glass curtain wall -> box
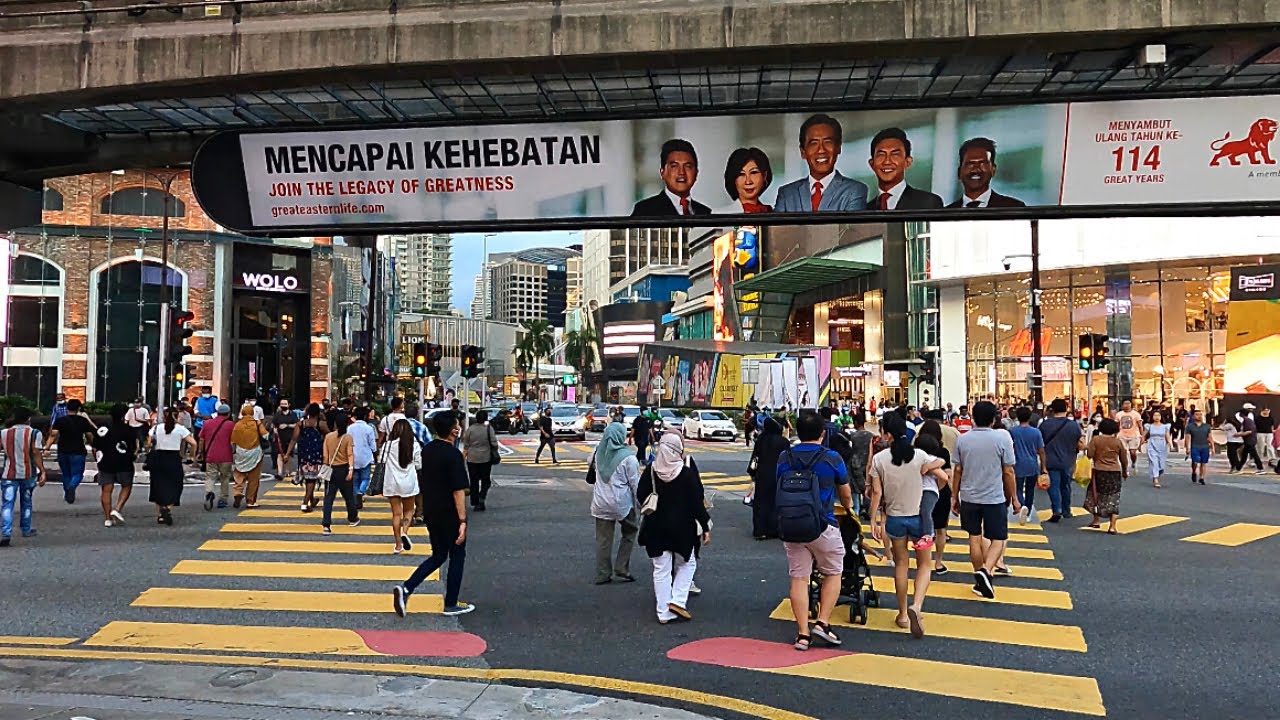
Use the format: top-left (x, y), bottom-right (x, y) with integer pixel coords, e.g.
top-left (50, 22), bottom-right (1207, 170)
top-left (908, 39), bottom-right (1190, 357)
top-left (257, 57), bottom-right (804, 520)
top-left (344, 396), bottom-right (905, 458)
top-left (965, 265), bottom-right (1229, 413)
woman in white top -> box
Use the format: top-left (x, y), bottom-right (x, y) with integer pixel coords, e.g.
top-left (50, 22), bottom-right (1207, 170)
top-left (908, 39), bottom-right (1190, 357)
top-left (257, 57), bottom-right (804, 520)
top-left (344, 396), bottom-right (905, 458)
top-left (382, 419), bottom-right (422, 554)
top-left (147, 409), bottom-right (198, 526)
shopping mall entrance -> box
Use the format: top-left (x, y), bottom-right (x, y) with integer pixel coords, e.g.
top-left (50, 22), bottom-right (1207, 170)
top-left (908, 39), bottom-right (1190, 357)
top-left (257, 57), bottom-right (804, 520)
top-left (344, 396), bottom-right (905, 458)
top-left (229, 245), bottom-right (310, 407)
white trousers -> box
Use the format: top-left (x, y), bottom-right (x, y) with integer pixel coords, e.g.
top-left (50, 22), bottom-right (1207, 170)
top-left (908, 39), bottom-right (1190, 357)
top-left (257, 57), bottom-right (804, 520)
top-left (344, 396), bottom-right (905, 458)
top-left (651, 551), bottom-right (697, 621)
top-left (1258, 434), bottom-right (1275, 463)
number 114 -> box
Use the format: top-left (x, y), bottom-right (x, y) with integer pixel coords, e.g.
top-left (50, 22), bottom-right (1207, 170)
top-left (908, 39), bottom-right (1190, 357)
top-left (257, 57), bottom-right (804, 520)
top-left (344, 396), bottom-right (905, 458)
top-left (1111, 145), bottom-right (1162, 172)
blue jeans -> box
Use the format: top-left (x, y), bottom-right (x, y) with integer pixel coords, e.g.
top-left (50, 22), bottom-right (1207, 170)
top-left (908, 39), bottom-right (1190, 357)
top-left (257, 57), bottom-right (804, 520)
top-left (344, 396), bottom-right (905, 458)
top-left (352, 465), bottom-right (372, 496)
top-left (1046, 467), bottom-right (1073, 516)
top-left (57, 453), bottom-right (86, 501)
top-left (1017, 475), bottom-right (1038, 512)
top-left (1, 477), bottom-right (38, 537)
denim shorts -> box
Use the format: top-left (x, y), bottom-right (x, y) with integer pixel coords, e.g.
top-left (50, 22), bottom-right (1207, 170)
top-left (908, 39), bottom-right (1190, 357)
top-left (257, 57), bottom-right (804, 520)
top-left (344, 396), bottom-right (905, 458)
top-left (1190, 447), bottom-right (1210, 464)
top-left (885, 515), bottom-right (925, 541)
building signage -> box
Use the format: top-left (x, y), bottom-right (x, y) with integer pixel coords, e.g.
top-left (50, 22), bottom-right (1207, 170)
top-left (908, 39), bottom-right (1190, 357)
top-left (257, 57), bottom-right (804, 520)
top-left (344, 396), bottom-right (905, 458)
top-left (232, 246), bottom-right (310, 294)
top-left (239, 272), bottom-right (300, 293)
top-left (1230, 264), bottom-right (1280, 301)
top-left (192, 94), bottom-right (1280, 234)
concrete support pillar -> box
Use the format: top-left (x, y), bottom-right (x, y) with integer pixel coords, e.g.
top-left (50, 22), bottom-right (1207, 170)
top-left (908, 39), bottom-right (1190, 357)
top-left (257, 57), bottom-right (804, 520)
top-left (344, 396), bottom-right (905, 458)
top-left (0, 181), bottom-right (40, 232)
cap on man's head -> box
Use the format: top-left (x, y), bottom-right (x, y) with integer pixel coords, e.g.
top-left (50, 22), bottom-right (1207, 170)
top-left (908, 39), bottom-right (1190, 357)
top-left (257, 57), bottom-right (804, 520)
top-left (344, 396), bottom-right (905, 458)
top-left (1243, 403), bottom-right (1257, 410)
top-left (216, 403), bottom-right (231, 415)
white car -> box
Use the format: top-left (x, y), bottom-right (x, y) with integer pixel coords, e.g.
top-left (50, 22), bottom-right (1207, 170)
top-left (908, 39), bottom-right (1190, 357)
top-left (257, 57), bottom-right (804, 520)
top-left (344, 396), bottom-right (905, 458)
top-left (549, 404), bottom-right (587, 441)
top-left (682, 410), bottom-right (738, 441)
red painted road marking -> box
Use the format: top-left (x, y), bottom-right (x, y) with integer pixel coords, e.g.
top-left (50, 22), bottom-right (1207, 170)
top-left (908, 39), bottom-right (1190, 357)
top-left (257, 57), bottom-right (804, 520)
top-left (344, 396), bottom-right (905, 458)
top-left (355, 629), bottom-right (487, 657)
top-left (667, 637), bottom-right (848, 669)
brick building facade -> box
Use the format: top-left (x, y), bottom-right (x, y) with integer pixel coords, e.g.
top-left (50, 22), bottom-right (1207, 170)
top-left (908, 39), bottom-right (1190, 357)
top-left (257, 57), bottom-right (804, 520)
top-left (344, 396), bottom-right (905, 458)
top-left (2, 170), bottom-right (336, 409)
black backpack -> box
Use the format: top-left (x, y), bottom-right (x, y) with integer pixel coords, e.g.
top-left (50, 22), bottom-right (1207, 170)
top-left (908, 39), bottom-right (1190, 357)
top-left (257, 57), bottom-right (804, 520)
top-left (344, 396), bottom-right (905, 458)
top-left (774, 448), bottom-right (830, 543)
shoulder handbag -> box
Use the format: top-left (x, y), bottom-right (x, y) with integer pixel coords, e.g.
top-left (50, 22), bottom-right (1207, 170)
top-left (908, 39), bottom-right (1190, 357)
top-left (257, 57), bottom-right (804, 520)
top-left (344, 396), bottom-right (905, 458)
top-left (639, 466), bottom-right (659, 516)
top-left (368, 439), bottom-right (389, 497)
top-left (488, 426), bottom-right (501, 466)
top-left (315, 436), bottom-right (345, 483)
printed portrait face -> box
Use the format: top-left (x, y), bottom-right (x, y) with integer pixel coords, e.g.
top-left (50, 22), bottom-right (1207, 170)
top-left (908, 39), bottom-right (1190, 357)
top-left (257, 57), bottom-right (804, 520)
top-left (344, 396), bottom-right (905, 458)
top-left (958, 146), bottom-right (995, 195)
top-left (870, 137), bottom-right (912, 187)
top-left (661, 151), bottom-right (699, 196)
top-left (801, 122), bottom-right (840, 178)
top-left (735, 159), bottom-right (766, 203)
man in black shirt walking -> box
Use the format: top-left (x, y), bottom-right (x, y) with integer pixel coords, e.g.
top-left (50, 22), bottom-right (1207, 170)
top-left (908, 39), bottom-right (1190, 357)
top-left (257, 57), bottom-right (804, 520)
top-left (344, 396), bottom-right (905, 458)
top-left (535, 407), bottom-right (558, 464)
top-left (393, 411), bottom-right (474, 617)
top-left (631, 408), bottom-right (654, 464)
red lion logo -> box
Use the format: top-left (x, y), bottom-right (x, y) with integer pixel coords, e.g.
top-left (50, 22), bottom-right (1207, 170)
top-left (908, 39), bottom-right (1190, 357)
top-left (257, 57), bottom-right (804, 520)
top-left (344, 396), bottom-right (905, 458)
top-left (1209, 119), bottom-right (1277, 166)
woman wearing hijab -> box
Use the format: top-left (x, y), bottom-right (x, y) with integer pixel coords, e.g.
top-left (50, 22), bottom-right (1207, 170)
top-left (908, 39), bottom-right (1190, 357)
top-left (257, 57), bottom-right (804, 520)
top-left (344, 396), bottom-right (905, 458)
top-left (230, 405), bottom-right (268, 508)
top-left (637, 432), bottom-right (711, 624)
top-left (747, 416), bottom-right (788, 539)
top-left (589, 422), bottom-right (641, 585)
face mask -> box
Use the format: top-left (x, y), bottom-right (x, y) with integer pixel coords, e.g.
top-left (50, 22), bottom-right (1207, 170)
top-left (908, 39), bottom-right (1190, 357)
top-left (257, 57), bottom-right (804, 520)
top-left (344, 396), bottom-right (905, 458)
top-left (202, 393), bottom-right (211, 399)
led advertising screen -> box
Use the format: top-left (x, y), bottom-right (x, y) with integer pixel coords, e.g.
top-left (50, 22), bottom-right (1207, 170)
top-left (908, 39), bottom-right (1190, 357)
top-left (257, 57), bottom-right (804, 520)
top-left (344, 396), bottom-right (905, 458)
top-left (191, 95), bottom-right (1280, 233)
top-left (1225, 264), bottom-right (1280, 395)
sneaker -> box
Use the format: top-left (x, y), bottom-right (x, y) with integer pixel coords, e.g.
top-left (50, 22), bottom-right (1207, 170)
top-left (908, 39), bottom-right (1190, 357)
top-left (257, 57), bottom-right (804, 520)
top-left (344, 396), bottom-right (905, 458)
top-left (300, 503), bottom-right (310, 512)
top-left (216, 499), bottom-right (228, 509)
top-left (21, 530), bottom-right (35, 538)
top-left (110, 510), bottom-right (125, 525)
top-left (688, 582), bottom-right (702, 596)
top-left (348, 519), bottom-right (361, 527)
top-left (0, 537), bottom-right (9, 547)
top-left (1018, 505), bottom-right (1030, 525)
top-left (245, 503), bottom-right (258, 508)
top-left (393, 585), bottom-right (408, 617)
top-left (1047, 514), bottom-right (1062, 523)
top-left (233, 495), bottom-right (243, 509)
top-left (913, 535), bottom-right (935, 551)
top-left (400, 534), bottom-right (413, 552)
top-left (104, 519), bottom-right (113, 528)
top-left (64, 488), bottom-right (75, 504)
top-left (322, 526), bottom-right (332, 536)
top-left (973, 569), bottom-right (996, 599)
top-left (443, 602), bottom-right (476, 616)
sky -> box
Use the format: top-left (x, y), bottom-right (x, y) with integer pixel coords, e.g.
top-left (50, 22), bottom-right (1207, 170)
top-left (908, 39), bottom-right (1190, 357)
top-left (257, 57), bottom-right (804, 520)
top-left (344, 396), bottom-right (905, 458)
top-left (450, 231), bottom-right (583, 313)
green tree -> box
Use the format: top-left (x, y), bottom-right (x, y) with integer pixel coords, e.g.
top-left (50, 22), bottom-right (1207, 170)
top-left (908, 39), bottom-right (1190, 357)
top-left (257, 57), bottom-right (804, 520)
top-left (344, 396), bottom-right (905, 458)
top-left (564, 327), bottom-right (599, 400)
top-left (520, 319), bottom-right (554, 401)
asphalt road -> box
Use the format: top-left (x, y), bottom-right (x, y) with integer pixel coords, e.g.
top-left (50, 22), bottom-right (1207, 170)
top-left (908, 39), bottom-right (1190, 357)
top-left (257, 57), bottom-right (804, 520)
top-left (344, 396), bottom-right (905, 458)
top-left (2, 436), bottom-right (1279, 720)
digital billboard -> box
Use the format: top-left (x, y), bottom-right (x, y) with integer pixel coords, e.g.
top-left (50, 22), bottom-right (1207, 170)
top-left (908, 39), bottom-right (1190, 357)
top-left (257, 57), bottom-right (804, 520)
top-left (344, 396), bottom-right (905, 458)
top-left (1225, 264), bottom-right (1280, 395)
top-left (191, 95), bottom-right (1280, 233)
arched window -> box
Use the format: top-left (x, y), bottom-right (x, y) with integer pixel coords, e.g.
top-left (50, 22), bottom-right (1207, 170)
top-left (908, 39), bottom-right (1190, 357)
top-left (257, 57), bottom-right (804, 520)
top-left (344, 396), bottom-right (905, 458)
top-left (42, 187), bottom-right (64, 211)
top-left (94, 259), bottom-right (185, 404)
top-left (11, 255), bottom-right (61, 285)
top-left (99, 187), bottom-right (186, 218)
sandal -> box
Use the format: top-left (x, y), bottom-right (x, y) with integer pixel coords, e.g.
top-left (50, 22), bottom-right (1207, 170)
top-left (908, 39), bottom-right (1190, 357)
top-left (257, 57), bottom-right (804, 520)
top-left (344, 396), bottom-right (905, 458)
top-left (794, 634), bottom-right (811, 651)
top-left (1107, 528), bottom-right (1117, 535)
top-left (1088, 523), bottom-right (1100, 529)
top-left (810, 620), bottom-right (841, 646)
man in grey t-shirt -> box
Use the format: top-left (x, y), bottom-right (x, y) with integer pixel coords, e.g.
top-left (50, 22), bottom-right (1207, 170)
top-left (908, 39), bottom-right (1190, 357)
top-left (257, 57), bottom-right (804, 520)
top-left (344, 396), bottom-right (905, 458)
top-left (952, 401), bottom-right (1019, 600)
top-left (1185, 409), bottom-right (1213, 485)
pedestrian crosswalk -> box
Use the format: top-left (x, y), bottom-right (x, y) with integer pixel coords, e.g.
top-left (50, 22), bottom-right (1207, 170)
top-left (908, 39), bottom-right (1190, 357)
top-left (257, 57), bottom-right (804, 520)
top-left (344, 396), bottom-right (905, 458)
top-left (69, 478), bottom-right (463, 663)
top-left (767, 516), bottom-right (1105, 716)
top-left (1181, 522), bottom-right (1280, 547)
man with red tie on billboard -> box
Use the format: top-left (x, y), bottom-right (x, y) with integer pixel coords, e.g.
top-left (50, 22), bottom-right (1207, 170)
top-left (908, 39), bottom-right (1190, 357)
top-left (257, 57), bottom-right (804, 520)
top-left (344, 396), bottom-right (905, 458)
top-left (947, 137), bottom-right (1026, 208)
top-left (773, 114), bottom-right (869, 213)
top-left (631, 139), bottom-right (712, 217)
top-left (867, 127), bottom-right (943, 211)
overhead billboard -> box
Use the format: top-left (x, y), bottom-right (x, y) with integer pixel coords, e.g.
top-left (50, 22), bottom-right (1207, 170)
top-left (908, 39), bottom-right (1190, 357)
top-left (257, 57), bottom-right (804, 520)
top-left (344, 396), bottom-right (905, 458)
top-left (1225, 264), bottom-right (1280, 395)
top-left (192, 94), bottom-right (1280, 233)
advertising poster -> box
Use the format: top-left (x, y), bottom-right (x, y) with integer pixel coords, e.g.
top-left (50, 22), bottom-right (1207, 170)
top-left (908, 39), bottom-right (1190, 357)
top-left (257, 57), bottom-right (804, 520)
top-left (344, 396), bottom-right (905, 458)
top-left (192, 94), bottom-right (1280, 233)
top-left (712, 231), bottom-right (739, 341)
top-left (756, 361), bottom-right (775, 410)
top-left (782, 358), bottom-right (799, 410)
top-left (1225, 264), bottom-right (1280, 394)
top-left (711, 354), bottom-right (743, 408)
top-left (770, 362), bottom-right (786, 409)
top-left (799, 357), bottom-right (820, 409)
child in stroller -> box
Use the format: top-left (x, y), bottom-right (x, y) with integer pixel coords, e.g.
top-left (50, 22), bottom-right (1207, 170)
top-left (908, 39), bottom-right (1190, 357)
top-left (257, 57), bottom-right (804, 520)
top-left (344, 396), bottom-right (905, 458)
top-left (808, 511), bottom-right (881, 625)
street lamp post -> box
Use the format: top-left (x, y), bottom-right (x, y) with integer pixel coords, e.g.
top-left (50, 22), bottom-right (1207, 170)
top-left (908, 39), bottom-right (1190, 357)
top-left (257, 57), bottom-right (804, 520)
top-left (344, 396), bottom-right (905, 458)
top-left (148, 169), bottom-right (182, 412)
top-left (1029, 220), bottom-right (1044, 408)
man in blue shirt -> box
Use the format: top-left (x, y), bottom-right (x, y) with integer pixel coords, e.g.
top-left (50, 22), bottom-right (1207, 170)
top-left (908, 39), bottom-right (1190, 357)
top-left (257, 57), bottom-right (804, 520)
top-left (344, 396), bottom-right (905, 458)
top-left (1038, 399), bottom-right (1084, 522)
top-left (348, 406), bottom-right (378, 507)
top-left (193, 387), bottom-right (219, 431)
top-left (1009, 406), bottom-right (1046, 525)
top-left (778, 411), bottom-right (852, 650)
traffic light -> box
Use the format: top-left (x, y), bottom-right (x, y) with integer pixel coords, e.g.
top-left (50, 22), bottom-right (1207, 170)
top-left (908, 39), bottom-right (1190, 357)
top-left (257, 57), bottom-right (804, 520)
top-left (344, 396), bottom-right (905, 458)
top-left (170, 309), bottom-right (195, 365)
top-left (1078, 334), bottom-right (1095, 370)
top-left (173, 366), bottom-right (185, 393)
top-left (920, 352), bottom-right (936, 384)
top-left (1094, 334), bottom-right (1111, 369)
top-left (411, 342), bottom-right (428, 378)
top-left (426, 343), bottom-right (443, 377)
top-left (460, 345), bottom-right (479, 379)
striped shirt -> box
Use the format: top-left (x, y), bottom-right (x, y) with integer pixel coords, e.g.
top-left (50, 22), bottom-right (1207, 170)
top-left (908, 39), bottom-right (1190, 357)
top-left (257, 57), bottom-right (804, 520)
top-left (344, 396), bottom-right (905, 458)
top-left (0, 425), bottom-right (43, 480)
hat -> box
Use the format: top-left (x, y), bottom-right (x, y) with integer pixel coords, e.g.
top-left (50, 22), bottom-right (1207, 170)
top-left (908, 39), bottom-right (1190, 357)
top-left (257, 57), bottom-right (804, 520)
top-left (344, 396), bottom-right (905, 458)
top-left (216, 403), bottom-right (231, 415)
top-left (1243, 403), bottom-right (1257, 410)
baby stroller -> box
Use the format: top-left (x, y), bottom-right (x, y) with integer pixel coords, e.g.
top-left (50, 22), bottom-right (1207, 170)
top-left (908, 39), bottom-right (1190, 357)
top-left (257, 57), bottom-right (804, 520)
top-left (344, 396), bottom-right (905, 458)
top-left (808, 512), bottom-right (879, 625)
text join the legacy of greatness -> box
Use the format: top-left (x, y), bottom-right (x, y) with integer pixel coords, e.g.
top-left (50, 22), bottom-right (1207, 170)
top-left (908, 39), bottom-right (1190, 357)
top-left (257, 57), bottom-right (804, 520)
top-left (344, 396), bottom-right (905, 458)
top-left (263, 135), bottom-right (602, 174)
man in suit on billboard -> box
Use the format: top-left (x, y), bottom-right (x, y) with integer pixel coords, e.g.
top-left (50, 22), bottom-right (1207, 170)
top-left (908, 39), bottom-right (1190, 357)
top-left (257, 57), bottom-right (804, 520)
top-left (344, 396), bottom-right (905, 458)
top-left (631, 139), bottom-right (712, 217)
top-left (867, 127), bottom-right (943, 210)
top-left (774, 114), bottom-right (869, 213)
top-left (947, 137), bottom-right (1026, 208)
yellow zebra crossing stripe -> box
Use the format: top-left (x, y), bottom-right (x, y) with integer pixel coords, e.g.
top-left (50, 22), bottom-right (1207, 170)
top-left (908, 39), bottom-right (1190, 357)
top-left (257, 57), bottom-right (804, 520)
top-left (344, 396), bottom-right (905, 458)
top-left (1081, 513), bottom-right (1188, 535)
top-left (1181, 522), bottom-right (1280, 547)
top-left (867, 556), bottom-right (1064, 581)
top-left (132, 587), bottom-right (444, 614)
top-left (200, 539), bottom-right (425, 555)
top-left (170, 559), bottom-right (433, 582)
top-left (868, 576), bottom-right (1072, 609)
top-left (220, 523), bottom-right (398, 537)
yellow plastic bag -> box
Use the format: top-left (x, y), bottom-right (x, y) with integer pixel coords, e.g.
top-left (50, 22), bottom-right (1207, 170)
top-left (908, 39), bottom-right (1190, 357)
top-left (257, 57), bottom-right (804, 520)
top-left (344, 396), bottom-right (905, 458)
top-left (1073, 455), bottom-right (1093, 487)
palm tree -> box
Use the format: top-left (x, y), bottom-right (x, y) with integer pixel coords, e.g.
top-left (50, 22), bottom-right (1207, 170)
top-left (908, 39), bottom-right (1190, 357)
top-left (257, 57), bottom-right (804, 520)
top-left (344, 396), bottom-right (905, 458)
top-left (514, 335), bottom-right (535, 399)
top-left (564, 327), bottom-right (599, 400)
top-left (519, 319), bottom-right (554, 400)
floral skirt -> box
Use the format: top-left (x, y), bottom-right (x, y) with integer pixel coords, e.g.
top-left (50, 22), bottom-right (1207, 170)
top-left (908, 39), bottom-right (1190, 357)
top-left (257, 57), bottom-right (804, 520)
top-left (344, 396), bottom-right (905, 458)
top-left (1084, 470), bottom-right (1123, 516)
